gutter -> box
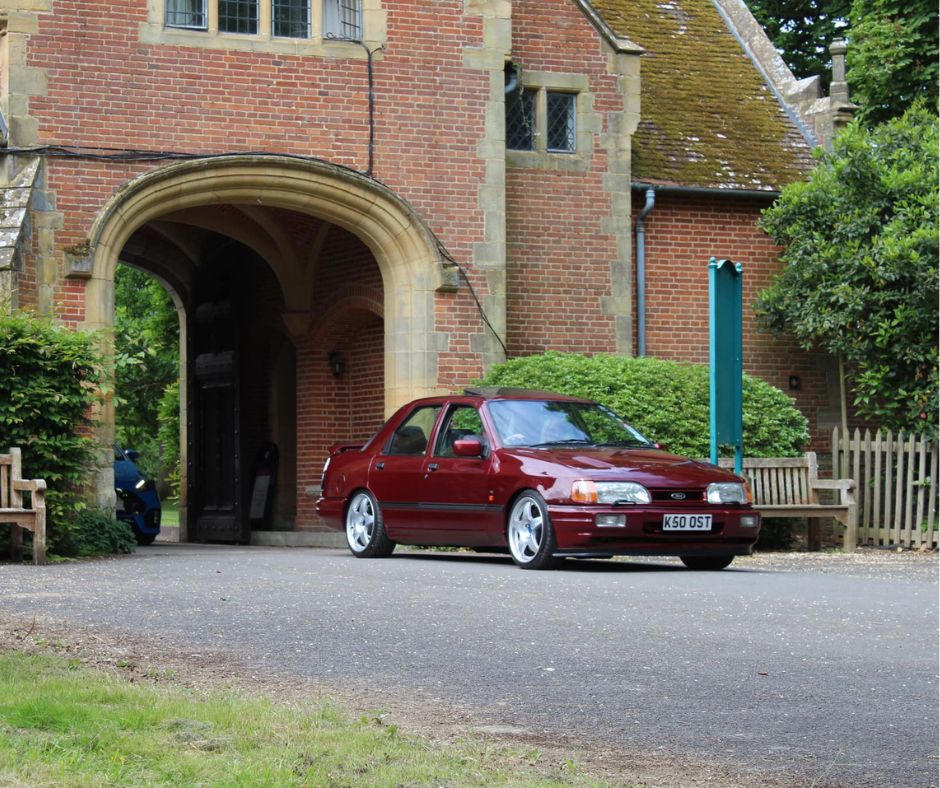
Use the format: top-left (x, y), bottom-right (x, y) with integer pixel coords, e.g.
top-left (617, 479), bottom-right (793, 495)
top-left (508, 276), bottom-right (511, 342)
top-left (631, 183), bottom-right (780, 200)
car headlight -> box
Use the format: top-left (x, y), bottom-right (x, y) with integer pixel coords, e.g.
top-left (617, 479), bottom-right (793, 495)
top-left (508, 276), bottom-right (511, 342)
top-left (572, 480), bottom-right (651, 505)
top-left (706, 482), bottom-right (748, 504)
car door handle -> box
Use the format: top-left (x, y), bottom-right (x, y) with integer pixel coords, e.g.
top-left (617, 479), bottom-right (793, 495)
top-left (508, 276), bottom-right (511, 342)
top-left (375, 462), bottom-right (385, 470)
top-left (427, 463), bottom-right (439, 471)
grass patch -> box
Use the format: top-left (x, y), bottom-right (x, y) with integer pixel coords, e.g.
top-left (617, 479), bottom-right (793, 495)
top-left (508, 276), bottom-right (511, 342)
top-left (0, 652), bottom-right (596, 786)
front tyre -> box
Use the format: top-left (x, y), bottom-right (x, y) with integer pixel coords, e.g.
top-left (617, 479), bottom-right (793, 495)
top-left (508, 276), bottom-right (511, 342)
top-left (345, 490), bottom-right (395, 558)
top-left (507, 491), bottom-right (558, 570)
top-left (680, 555), bottom-right (734, 571)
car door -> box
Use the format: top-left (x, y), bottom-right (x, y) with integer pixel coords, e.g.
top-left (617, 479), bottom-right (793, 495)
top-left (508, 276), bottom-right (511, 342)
top-left (419, 403), bottom-right (503, 546)
top-left (367, 403), bottom-right (442, 541)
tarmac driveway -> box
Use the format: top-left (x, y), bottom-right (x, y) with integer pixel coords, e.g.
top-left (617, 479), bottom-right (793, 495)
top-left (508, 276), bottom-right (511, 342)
top-left (0, 545), bottom-right (937, 786)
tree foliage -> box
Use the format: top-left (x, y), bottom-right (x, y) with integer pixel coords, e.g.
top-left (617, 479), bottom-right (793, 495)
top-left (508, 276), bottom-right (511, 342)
top-left (476, 352), bottom-right (808, 458)
top-left (756, 104), bottom-right (938, 432)
top-left (0, 311), bottom-right (104, 552)
top-left (845, 0), bottom-right (939, 124)
top-left (746, 0), bottom-right (850, 83)
top-left (114, 265), bottom-right (179, 487)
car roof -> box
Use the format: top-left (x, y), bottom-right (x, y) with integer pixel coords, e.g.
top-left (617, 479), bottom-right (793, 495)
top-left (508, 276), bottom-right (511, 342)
top-left (462, 387), bottom-right (592, 403)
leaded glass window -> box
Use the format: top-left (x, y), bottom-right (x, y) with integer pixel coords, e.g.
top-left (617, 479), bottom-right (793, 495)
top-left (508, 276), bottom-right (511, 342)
top-left (546, 92), bottom-right (576, 153)
top-left (324, 0), bottom-right (362, 40)
top-left (506, 89), bottom-right (536, 151)
top-left (166, 0), bottom-right (208, 29)
top-left (219, 0), bottom-right (258, 34)
top-left (273, 0), bottom-right (310, 37)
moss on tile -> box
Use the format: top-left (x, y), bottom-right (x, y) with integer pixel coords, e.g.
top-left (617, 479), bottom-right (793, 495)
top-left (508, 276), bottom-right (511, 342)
top-left (592, 0), bottom-right (814, 189)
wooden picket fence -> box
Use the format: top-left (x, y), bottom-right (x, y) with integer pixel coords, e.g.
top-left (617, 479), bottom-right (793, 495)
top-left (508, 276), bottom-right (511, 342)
top-left (831, 428), bottom-right (938, 549)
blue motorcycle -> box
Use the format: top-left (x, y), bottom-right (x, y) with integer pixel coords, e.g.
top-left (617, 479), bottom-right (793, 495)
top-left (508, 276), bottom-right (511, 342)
top-left (114, 445), bottom-right (161, 545)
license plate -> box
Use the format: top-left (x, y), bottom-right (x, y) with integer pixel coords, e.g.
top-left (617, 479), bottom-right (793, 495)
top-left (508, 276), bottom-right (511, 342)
top-left (663, 514), bottom-right (712, 531)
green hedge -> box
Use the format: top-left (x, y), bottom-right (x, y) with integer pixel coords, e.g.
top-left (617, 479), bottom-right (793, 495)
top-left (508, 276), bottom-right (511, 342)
top-left (0, 311), bottom-right (103, 555)
top-left (476, 352), bottom-right (808, 458)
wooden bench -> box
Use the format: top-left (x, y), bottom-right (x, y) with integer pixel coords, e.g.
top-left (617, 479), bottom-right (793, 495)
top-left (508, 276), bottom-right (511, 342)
top-left (0, 447), bottom-right (47, 564)
top-left (715, 452), bottom-right (858, 552)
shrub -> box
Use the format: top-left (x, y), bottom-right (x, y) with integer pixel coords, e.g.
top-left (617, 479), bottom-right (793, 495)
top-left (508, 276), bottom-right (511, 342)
top-left (476, 352), bottom-right (808, 458)
top-left (0, 311), bottom-right (103, 553)
top-left (53, 509), bottom-right (137, 557)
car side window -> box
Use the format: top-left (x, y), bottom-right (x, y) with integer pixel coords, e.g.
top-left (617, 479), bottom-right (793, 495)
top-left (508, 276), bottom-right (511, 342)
top-left (433, 405), bottom-right (487, 457)
top-left (385, 405), bottom-right (441, 456)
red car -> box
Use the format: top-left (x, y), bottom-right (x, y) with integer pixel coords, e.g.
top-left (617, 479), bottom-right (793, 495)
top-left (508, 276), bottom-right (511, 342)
top-left (317, 388), bottom-right (760, 570)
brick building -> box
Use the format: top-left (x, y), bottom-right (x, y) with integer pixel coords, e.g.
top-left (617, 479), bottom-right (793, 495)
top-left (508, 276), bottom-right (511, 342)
top-left (0, 0), bottom-right (850, 542)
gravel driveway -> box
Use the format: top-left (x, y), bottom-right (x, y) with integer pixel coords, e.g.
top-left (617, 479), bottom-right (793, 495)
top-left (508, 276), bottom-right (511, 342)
top-left (0, 545), bottom-right (936, 786)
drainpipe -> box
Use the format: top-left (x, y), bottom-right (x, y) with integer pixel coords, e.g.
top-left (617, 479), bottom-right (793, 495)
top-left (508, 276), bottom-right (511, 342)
top-left (635, 186), bottom-right (656, 356)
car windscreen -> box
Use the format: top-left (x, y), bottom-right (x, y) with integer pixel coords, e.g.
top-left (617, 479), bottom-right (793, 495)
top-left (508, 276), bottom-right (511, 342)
top-left (487, 400), bottom-right (653, 448)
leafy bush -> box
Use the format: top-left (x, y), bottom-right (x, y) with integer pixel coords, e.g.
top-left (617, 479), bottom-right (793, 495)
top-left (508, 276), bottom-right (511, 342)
top-left (0, 311), bottom-right (103, 553)
top-left (52, 509), bottom-right (137, 558)
top-left (757, 104), bottom-right (938, 432)
top-left (476, 352), bottom-right (808, 458)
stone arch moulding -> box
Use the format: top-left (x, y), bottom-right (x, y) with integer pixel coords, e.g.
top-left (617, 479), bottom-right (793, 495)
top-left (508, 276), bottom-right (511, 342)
top-left (83, 154), bottom-right (450, 415)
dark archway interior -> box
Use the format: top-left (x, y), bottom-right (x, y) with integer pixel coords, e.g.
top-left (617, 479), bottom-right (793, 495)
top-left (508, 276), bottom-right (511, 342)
top-left (119, 206), bottom-right (385, 541)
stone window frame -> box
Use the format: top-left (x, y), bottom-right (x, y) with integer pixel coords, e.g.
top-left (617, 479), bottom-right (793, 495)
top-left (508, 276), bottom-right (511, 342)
top-left (505, 71), bottom-right (595, 173)
top-left (142, 0), bottom-right (385, 58)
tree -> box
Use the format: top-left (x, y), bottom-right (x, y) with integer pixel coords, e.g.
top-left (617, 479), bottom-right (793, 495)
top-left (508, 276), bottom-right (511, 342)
top-left (845, 0), bottom-right (939, 124)
top-left (756, 104), bottom-right (938, 432)
top-left (745, 0), bottom-right (850, 83)
top-left (114, 265), bottom-right (180, 487)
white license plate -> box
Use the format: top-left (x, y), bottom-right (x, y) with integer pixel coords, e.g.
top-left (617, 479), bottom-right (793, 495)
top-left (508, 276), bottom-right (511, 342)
top-left (663, 514), bottom-right (712, 531)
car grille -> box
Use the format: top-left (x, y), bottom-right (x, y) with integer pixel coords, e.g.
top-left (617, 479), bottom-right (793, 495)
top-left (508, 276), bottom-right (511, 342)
top-left (650, 489), bottom-right (705, 503)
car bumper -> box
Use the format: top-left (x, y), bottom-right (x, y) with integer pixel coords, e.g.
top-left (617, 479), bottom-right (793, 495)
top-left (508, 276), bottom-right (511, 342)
top-left (316, 496), bottom-right (345, 529)
top-left (547, 504), bottom-right (760, 557)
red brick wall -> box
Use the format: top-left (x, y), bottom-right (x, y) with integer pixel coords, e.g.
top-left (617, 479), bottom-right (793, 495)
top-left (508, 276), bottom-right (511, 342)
top-left (23, 0), bottom-right (492, 323)
top-left (505, 0), bottom-right (624, 355)
top-left (296, 226), bottom-right (384, 530)
top-left (636, 193), bottom-right (831, 446)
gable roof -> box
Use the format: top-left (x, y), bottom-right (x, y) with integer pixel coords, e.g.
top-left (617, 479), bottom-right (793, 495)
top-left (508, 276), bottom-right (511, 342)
top-left (590, 0), bottom-right (816, 191)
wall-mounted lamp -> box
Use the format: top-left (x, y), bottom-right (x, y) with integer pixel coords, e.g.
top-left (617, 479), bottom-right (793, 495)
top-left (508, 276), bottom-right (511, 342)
top-left (328, 351), bottom-right (345, 378)
top-left (788, 375), bottom-right (801, 391)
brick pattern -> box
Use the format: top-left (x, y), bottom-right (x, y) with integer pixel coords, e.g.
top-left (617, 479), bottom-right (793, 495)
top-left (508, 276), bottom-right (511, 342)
top-left (635, 193), bottom-right (831, 445)
top-left (505, 0), bottom-right (624, 355)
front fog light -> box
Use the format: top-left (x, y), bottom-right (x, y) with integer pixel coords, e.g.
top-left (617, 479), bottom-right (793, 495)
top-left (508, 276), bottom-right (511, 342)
top-left (740, 514), bottom-right (760, 528)
top-left (595, 514), bottom-right (626, 528)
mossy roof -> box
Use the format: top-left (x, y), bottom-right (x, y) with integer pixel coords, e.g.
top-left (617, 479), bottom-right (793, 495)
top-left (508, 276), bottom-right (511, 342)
top-left (591, 0), bottom-right (815, 191)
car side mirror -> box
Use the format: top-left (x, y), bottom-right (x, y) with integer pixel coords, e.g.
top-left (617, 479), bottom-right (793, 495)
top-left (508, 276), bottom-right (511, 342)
top-left (124, 449), bottom-right (140, 462)
top-left (453, 438), bottom-right (485, 458)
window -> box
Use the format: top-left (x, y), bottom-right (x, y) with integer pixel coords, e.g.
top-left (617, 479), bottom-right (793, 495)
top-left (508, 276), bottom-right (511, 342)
top-left (164, 0), bottom-right (361, 41)
top-left (323, 0), bottom-right (362, 40)
top-left (386, 406), bottom-right (441, 456)
top-left (167, 0), bottom-right (207, 28)
top-left (506, 87), bottom-right (577, 154)
top-left (272, 0), bottom-right (310, 37)
top-left (219, 0), bottom-right (258, 34)
top-left (546, 92), bottom-right (576, 153)
top-left (434, 405), bottom-right (486, 457)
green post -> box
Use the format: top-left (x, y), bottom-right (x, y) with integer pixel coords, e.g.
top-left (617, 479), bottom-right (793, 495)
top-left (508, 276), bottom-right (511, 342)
top-left (709, 257), bottom-right (743, 474)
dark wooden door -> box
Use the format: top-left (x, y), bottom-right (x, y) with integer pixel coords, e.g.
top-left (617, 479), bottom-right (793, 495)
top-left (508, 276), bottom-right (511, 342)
top-left (188, 299), bottom-right (249, 543)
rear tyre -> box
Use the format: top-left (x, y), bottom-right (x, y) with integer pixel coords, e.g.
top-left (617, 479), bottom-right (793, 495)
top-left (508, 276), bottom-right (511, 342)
top-left (680, 555), bottom-right (734, 571)
top-left (507, 491), bottom-right (559, 570)
top-left (345, 490), bottom-right (395, 558)
top-left (134, 531), bottom-right (157, 546)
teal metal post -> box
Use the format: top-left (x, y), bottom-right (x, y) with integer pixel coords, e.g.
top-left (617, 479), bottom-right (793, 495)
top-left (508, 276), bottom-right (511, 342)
top-left (708, 257), bottom-right (744, 474)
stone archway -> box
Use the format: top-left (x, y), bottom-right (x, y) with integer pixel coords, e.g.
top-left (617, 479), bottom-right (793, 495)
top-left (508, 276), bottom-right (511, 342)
top-left (82, 155), bottom-right (448, 519)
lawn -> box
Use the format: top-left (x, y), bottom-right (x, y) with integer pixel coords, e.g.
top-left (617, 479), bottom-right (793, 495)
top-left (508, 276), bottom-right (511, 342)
top-left (0, 651), bottom-right (596, 786)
